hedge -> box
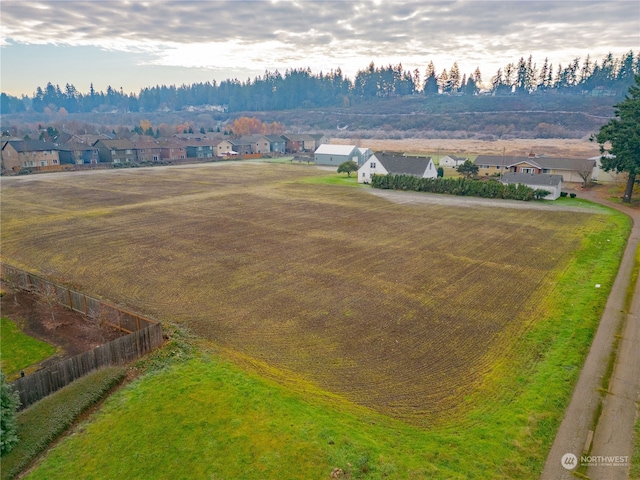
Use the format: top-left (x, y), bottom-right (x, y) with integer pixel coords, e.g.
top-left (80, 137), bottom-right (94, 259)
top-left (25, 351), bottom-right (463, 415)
top-left (371, 174), bottom-right (538, 201)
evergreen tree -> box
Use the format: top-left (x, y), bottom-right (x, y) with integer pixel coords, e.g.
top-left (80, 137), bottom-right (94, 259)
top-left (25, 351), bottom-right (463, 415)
top-left (592, 75), bottom-right (640, 202)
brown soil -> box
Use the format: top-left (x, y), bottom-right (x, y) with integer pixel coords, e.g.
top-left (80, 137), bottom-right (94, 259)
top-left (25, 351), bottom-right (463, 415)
top-left (1, 281), bottom-right (124, 371)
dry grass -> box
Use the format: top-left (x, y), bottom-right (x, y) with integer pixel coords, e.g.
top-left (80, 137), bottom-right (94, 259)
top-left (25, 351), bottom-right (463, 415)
top-left (0, 163), bottom-right (607, 423)
top-left (334, 137), bottom-right (601, 158)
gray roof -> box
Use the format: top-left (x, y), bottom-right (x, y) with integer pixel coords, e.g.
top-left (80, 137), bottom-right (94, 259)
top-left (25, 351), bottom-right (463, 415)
top-left (3, 140), bottom-right (57, 152)
top-left (265, 135), bottom-right (285, 142)
top-left (374, 152), bottom-right (433, 176)
top-left (501, 172), bottom-right (563, 187)
top-left (474, 155), bottom-right (595, 171)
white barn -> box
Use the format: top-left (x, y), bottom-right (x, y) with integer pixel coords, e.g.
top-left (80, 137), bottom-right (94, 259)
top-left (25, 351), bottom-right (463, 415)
top-left (358, 152), bottom-right (437, 184)
top-left (439, 155), bottom-right (468, 168)
top-left (314, 144), bottom-right (360, 166)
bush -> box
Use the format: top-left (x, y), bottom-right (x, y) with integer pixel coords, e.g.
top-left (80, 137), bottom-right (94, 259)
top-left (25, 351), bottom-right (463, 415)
top-left (0, 367), bottom-right (126, 480)
top-left (371, 174), bottom-right (537, 201)
top-left (570, 193), bottom-right (577, 198)
top-left (560, 191), bottom-right (568, 197)
top-left (1, 370), bottom-right (20, 456)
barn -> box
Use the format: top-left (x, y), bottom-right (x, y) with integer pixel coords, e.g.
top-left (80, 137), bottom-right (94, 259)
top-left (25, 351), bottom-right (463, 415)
top-left (313, 144), bottom-right (361, 167)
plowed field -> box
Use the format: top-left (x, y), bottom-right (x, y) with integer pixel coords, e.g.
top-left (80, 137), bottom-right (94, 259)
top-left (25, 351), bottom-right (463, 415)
top-left (0, 163), bottom-right (610, 423)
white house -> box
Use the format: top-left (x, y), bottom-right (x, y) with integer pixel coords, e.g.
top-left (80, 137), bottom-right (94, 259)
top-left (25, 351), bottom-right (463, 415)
top-left (590, 154), bottom-right (622, 183)
top-left (439, 155), bottom-right (468, 168)
top-left (358, 152), bottom-right (437, 184)
top-left (314, 144), bottom-right (361, 166)
top-left (500, 172), bottom-right (563, 200)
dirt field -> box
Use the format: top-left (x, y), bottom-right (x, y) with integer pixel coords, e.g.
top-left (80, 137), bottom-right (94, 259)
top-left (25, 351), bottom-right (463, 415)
top-left (0, 163), bottom-right (613, 422)
top-left (333, 137), bottom-right (602, 158)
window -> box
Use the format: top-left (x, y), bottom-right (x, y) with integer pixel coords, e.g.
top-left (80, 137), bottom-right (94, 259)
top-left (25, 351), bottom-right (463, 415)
top-left (40, 161), bottom-right (46, 166)
top-left (370, 162), bottom-right (376, 168)
top-left (362, 172), bottom-right (365, 177)
top-left (126, 149), bottom-right (133, 154)
top-left (542, 169), bottom-right (551, 173)
top-left (53, 159), bottom-right (58, 164)
top-left (521, 168), bottom-right (535, 173)
top-left (153, 155), bottom-right (159, 161)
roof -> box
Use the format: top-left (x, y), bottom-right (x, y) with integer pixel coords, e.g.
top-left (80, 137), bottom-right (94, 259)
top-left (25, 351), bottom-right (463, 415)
top-left (309, 134), bottom-right (329, 140)
top-left (442, 154), bottom-right (467, 161)
top-left (282, 134), bottom-right (315, 142)
top-left (501, 173), bottom-right (563, 187)
top-left (3, 140), bottom-right (57, 152)
top-left (315, 144), bottom-right (359, 156)
top-left (59, 140), bottom-right (99, 152)
top-left (238, 134), bottom-right (269, 143)
top-left (373, 152), bottom-right (433, 176)
top-left (265, 135), bottom-right (285, 142)
top-left (94, 139), bottom-right (136, 149)
top-left (474, 155), bottom-right (595, 171)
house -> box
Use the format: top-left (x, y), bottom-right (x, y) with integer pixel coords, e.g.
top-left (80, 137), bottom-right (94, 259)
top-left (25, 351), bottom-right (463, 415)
top-left (589, 154), bottom-right (622, 183)
top-left (439, 155), bottom-right (468, 168)
top-left (358, 152), bottom-right (437, 184)
top-left (157, 139), bottom-right (186, 161)
top-left (473, 155), bottom-right (596, 183)
top-left (265, 135), bottom-right (286, 154)
top-left (310, 134), bottom-right (330, 150)
top-left (1, 140), bottom-right (61, 172)
top-left (185, 139), bottom-right (216, 159)
top-left (216, 139), bottom-right (236, 157)
top-left (134, 139), bottom-right (163, 163)
top-left (93, 139), bottom-right (137, 164)
top-left (314, 144), bottom-right (360, 167)
top-left (238, 134), bottom-right (271, 154)
top-left (230, 138), bottom-right (252, 155)
top-left (501, 173), bottom-right (563, 200)
top-left (282, 134), bottom-right (315, 153)
top-left (58, 140), bottom-right (99, 165)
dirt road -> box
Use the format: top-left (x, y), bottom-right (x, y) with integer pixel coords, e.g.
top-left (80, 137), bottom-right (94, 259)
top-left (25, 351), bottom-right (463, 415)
top-left (541, 190), bottom-right (640, 480)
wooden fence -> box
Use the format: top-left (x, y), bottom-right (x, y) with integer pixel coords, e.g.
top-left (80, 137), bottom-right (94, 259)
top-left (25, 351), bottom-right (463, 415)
top-left (11, 323), bottom-right (164, 409)
top-left (0, 263), bottom-right (157, 334)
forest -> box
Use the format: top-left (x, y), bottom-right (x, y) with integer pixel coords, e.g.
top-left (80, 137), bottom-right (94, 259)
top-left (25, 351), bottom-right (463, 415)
top-left (1, 52), bottom-right (638, 115)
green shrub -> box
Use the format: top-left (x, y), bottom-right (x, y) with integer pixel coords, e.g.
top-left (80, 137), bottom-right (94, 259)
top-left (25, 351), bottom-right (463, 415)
top-left (560, 191), bottom-right (568, 197)
top-left (371, 174), bottom-right (537, 201)
top-left (0, 366), bottom-right (126, 480)
top-left (1, 371), bottom-right (20, 456)
top-left (570, 193), bottom-right (577, 198)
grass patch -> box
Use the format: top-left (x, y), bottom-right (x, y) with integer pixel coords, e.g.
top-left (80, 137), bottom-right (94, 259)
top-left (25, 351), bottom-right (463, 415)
top-left (0, 317), bottom-right (56, 377)
top-left (301, 173), bottom-right (361, 186)
top-left (1, 366), bottom-right (126, 480)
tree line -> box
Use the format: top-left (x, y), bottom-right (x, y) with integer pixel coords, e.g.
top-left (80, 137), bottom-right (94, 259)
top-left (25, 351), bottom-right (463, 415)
top-left (1, 51), bottom-right (638, 115)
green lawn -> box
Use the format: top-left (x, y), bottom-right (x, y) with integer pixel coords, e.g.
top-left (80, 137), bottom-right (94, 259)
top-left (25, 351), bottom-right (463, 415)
top-left (21, 205), bottom-right (631, 479)
top-left (0, 317), bottom-right (56, 377)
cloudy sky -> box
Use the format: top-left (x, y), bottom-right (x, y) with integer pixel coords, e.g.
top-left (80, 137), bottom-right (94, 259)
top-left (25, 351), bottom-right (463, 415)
top-left (1, 0), bottom-right (638, 97)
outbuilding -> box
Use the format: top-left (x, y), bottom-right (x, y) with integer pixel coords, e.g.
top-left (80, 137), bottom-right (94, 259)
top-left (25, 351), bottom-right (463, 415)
top-left (314, 144), bottom-right (361, 167)
top-left (500, 172), bottom-right (563, 200)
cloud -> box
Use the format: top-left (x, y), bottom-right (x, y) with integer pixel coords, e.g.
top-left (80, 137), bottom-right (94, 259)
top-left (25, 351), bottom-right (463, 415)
top-left (1, 0), bottom-right (638, 84)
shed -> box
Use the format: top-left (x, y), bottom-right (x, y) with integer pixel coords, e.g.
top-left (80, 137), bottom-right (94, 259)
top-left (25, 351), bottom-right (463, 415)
top-left (314, 144), bottom-right (360, 166)
top-left (500, 172), bottom-right (563, 200)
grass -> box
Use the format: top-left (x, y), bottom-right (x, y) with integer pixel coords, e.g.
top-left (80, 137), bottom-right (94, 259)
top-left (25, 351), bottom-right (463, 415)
top-left (0, 317), bottom-right (56, 377)
top-left (301, 173), bottom-right (361, 186)
top-left (0, 163), bottom-right (631, 478)
top-left (0, 366), bottom-right (126, 480)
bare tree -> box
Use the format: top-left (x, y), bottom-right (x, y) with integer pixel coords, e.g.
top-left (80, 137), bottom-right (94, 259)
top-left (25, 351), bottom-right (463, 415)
top-left (572, 159), bottom-right (594, 188)
top-left (36, 281), bottom-right (61, 329)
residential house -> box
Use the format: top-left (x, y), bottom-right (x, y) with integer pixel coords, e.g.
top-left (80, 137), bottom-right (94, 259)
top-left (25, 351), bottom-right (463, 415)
top-left (590, 154), bottom-right (622, 183)
top-left (216, 139), bottom-right (236, 157)
top-left (134, 139), bottom-right (163, 163)
top-left (473, 155), bottom-right (596, 183)
top-left (314, 144), bottom-right (360, 167)
top-left (238, 134), bottom-right (271, 154)
top-left (358, 152), bottom-right (437, 184)
top-left (501, 173), bottom-right (563, 200)
top-left (439, 155), bottom-right (468, 168)
top-left (159, 139), bottom-right (187, 161)
top-left (93, 139), bottom-right (137, 164)
top-left (186, 139), bottom-right (216, 159)
top-left (1, 140), bottom-right (61, 172)
top-left (58, 140), bottom-right (99, 165)
top-left (265, 135), bottom-right (286, 154)
top-left (310, 134), bottom-right (330, 150)
top-left (282, 134), bottom-right (315, 153)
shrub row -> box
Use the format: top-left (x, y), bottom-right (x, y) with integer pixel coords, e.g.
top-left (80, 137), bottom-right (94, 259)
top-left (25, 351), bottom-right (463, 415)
top-left (0, 366), bottom-right (126, 480)
top-left (371, 174), bottom-right (544, 201)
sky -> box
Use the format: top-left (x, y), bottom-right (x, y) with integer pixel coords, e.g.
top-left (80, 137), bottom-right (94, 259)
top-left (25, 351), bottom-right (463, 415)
top-left (0, 0), bottom-right (639, 97)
